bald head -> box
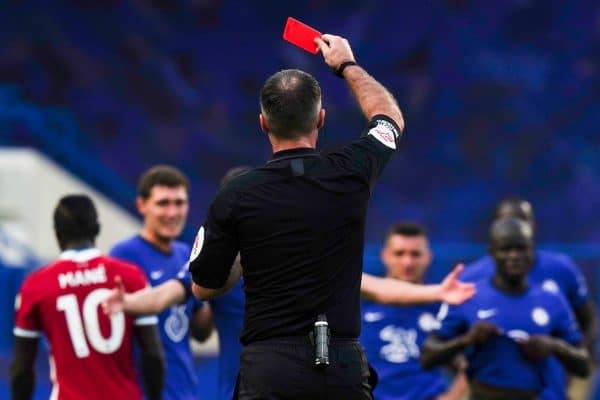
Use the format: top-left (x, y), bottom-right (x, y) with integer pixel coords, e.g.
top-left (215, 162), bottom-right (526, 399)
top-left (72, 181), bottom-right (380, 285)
top-left (495, 198), bottom-right (535, 226)
top-left (260, 69), bottom-right (322, 140)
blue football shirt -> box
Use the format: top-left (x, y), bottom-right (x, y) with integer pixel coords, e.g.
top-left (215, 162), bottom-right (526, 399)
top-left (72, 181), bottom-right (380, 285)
top-left (110, 236), bottom-right (202, 400)
top-left (434, 278), bottom-right (582, 392)
top-left (360, 301), bottom-right (448, 400)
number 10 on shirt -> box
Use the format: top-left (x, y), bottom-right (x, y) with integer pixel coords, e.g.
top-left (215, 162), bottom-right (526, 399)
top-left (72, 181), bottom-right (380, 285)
top-left (56, 288), bottom-right (125, 358)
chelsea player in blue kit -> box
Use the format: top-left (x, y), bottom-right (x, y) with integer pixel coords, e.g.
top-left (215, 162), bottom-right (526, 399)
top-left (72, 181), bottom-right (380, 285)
top-left (360, 222), bottom-right (468, 400)
top-left (461, 198), bottom-right (596, 399)
top-left (109, 166), bottom-right (210, 400)
top-left (462, 199), bottom-right (595, 346)
top-left (421, 218), bottom-right (590, 400)
top-left (104, 167), bottom-right (261, 400)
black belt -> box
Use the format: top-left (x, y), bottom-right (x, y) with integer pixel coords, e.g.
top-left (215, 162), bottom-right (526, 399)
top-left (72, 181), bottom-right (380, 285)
top-left (249, 335), bottom-right (359, 346)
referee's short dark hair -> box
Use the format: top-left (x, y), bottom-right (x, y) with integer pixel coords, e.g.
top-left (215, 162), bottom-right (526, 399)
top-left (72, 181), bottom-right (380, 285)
top-left (384, 221), bottom-right (428, 242)
top-left (260, 69), bottom-right (321, 140)
top-left (54, 194), bottom-right (100, 244)
top-left (137, 165), bottom-right (189, 199)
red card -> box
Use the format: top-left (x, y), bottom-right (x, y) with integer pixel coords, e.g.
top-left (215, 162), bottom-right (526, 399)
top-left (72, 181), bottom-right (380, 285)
top-left (283, 17), bottom-right (321, 55)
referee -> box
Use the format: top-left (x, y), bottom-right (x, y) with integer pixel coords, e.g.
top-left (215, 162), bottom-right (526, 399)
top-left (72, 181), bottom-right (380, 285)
top-left (189, 33), bottom-right (404, 399)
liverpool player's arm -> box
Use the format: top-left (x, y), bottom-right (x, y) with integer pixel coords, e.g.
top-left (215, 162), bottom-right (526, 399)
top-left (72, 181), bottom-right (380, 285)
top-left (10, 337), bottom-right (39, 400)
top-left (135, 324), bottom-right (165, 400)
top-left (12, 277), bottom-right (41, 400)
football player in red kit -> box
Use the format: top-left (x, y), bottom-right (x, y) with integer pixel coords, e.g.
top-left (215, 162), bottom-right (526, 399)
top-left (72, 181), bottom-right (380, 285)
top-left (10, 194), bottom-right (164, 400)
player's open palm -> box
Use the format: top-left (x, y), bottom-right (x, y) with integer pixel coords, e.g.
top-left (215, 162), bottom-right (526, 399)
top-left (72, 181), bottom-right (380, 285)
top-left (102, 275), bottom-right (126, 315)
top-left (439, 264), bottom-right (476, 305)
top-left (466, 321), bottom-right (501, 345)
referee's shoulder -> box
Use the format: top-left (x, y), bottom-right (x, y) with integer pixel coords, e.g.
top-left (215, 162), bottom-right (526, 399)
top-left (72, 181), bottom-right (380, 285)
top-left (218, 167), bottom-right (268, 195)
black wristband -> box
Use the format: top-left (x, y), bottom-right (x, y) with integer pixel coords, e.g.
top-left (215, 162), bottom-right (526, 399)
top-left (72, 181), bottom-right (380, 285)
top-left (333, 61), bottom-right (358, 78)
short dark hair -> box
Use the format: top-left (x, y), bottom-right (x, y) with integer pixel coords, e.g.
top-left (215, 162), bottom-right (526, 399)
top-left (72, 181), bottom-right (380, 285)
top-left (54, 194), bottom-right (100, 243)
top-left (260, 69), bottom-right (321, 140)
top-left (385, 222), bottom-right (428, 242)
top-left (137, 165), bottom-right (189, 199)
top-left (220, 166), bottom-right (252, 188)
top-left (489, 217), bottom-right (533, 244)
top-left (494, 197), bottom-right (535, 224)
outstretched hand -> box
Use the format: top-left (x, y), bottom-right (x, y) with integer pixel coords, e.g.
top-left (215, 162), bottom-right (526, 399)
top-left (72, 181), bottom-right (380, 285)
top-left (439, 264), bottom-right (476, 305)
top-left (101, 275), bottom-right (126, 315)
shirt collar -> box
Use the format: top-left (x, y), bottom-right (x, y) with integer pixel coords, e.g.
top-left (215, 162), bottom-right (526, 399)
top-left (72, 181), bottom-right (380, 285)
top-left (269, 147), bottom-right (319, 163)
top-left (59, 248), bottom-right (102, 262)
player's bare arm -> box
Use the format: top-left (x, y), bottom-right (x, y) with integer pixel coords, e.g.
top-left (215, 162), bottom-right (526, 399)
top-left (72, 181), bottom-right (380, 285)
top-left (518, 335), bottom-right (590, 377)
top-left (361, 264), bottom-right (475, 305)
top-left (421, 321), bottom-right (501, 369)
top-left (102, 276), bottom-right (186, 315)
top-left (10, 337), bottom-right (39, 400)
top-left (575, 300), bottom-right (597, 352)
top-left (315, 34), bottom-right (404, 131)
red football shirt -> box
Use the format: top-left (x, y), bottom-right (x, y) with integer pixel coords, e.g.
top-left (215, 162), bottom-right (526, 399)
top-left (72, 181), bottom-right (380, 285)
top-left (14, 248), bottom-right (158, 400)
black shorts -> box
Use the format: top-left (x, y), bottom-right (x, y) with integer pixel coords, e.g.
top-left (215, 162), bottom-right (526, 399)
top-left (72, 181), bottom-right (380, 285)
top-left (236, 337), bottom-right (374, 400)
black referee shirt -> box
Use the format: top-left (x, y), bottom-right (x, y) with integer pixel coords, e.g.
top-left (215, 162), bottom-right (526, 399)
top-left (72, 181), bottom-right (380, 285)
top-left (189, 114), bottom-right (401, 345)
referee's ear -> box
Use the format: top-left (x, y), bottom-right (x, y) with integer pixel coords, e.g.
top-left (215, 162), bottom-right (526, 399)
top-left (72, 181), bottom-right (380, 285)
top-left (316, 108), bottom-right (325, 129)
top-left (259, 114), bottom-right (270, 134)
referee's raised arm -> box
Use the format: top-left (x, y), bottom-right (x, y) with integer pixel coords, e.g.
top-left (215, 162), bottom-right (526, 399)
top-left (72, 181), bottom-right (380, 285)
top-left (315, 34), bottom-right (404, 131)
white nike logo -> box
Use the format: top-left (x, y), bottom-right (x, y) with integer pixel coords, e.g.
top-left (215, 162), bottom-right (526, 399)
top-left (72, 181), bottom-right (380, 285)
top-left (364, 312), bottom-right (385, 322)
top-left (150, 270), bottom-right (164, 280)
top-left (507, 329), bottom-right (530, 341)
top-left (476, 309), bottom-right (497, 319)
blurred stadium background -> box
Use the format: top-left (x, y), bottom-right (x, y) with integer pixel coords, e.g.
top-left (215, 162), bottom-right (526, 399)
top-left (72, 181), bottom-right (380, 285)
top-left (0, 0), bottom-right (598, 399)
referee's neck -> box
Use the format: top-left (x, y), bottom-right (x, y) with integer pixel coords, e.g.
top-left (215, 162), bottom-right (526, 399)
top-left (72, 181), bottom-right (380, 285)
top-left (269, 132), bottom-right (317, 154)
